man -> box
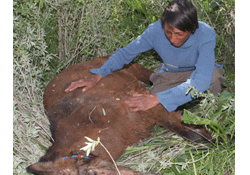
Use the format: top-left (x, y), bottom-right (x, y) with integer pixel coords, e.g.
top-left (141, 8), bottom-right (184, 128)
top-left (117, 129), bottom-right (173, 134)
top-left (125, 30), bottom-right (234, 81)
top-left (65, 0), bottom-right (226, 113)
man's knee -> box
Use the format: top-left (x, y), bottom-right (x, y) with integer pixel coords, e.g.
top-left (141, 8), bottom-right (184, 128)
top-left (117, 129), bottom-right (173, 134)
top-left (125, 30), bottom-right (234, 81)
top-left (209, 66), bottom-right (226, 95)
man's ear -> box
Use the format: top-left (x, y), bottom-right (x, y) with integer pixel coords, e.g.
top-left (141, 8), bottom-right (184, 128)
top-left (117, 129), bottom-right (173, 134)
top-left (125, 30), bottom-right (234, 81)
top-left (26, 161), bottom-right (55, 175)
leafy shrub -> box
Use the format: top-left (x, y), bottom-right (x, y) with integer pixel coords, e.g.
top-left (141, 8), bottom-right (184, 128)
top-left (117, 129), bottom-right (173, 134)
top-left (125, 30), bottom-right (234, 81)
top-left (13, 1), bottom-right (53, 174)
top-left (183, 87), bottom-right (235, 143)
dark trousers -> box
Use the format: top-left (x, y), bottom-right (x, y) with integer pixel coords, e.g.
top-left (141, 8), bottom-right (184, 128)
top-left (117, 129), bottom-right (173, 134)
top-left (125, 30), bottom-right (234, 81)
top-left (149, 66), bottom-right (226, 96)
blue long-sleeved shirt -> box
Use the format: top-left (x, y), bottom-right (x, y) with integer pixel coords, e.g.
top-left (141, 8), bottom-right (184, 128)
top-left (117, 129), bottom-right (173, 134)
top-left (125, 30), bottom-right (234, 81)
top-left (90, 20), bottom-right (216, 112)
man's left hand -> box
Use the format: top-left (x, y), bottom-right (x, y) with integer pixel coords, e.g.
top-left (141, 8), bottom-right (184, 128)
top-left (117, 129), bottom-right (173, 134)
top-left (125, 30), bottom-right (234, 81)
top-left (123, 94), bottom-right (160, 112)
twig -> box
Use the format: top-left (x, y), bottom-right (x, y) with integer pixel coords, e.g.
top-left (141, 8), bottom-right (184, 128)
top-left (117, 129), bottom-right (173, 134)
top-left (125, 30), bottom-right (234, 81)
top-left (13, 144), bottom-right (32, 163)
top-left (192, 0), bottom-right (213, 27)
top-left (156, 150), bottom-right (210, 173)
top-left (89, 105), bottom-right (97, 124)
top-left (14, 94), bottom-right (54, 142)
top-left (203, 99), bottom-right (217, 117)
top-left (98, 127), bottom-right (109, 133)
top-left (155, 143), bottom-right (187, 173)
top-left (189, 150), bottom-right (197, 175)
top-left (57, 8), bottom-right (63, 60)
top-left (99, 142), bottom-right (121, 175)
top-left (184, 126), bottom-right (214, 144)
top-left (118, 145), bottom-right (161, 164)
top-left (81, 137), bottom-right (121, 175)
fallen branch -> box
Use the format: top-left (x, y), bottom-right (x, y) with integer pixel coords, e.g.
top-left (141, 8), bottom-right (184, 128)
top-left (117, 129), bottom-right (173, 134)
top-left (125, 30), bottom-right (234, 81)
top-left (80, 137), bottom-right (121, 175)
top-left (89, 105), bottom-right (97, 124)
top-left (99, 141), bottom-right (121, 175)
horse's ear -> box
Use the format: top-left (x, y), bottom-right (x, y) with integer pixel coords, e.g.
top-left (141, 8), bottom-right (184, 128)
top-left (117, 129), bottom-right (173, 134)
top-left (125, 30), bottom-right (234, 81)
top-left (27, 161), bottom-right (55, 175)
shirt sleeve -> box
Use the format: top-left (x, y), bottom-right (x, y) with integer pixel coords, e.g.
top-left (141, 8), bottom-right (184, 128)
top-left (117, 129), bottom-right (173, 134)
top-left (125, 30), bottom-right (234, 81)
top-left (156, 31), bottom-right (216, 112)
top-left (90, 27), bottom-right (154, 78)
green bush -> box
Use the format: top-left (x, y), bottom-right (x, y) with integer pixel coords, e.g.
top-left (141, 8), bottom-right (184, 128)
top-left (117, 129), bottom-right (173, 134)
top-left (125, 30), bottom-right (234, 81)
top-left (13, 1), bottom-right (54, 174)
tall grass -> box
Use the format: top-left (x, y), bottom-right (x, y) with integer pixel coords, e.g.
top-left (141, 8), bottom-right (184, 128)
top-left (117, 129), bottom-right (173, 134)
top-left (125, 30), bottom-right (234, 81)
top-left (192, 0), bottom-right (235, 92)
top-left (13, 0), bottom-right (235, 174)
top-left (13, 1), bottom-right (53, 174)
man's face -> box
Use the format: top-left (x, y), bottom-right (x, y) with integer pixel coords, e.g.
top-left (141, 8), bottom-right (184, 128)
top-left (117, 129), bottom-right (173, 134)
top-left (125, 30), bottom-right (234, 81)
top-left (164, 23), bottom-right (191, 47)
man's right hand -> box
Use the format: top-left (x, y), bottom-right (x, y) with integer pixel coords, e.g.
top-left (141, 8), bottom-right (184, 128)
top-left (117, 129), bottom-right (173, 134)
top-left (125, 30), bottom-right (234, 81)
top-left (65, 74), bottom-right (102, 93)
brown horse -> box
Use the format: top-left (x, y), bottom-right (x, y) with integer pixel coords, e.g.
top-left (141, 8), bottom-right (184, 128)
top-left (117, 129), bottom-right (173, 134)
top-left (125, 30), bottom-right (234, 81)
top-left (27, 56), bottom-right (212, 174)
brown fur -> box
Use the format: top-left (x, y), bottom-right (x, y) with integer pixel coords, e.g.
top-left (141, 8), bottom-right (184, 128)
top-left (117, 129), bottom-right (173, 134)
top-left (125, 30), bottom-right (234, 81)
top-left (27, 56), bottom-right (213, 174)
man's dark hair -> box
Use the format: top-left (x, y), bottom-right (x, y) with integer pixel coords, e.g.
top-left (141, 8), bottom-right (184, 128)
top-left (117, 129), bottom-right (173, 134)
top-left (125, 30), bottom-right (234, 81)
top-left (161, 0), bottom-right (198, 33)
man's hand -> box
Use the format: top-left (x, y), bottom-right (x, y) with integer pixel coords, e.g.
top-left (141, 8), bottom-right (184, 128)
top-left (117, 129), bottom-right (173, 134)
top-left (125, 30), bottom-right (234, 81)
top-left (65, 74), bottom-right (102, 93)
top-left (123, 94), bottom-right (160, 112)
